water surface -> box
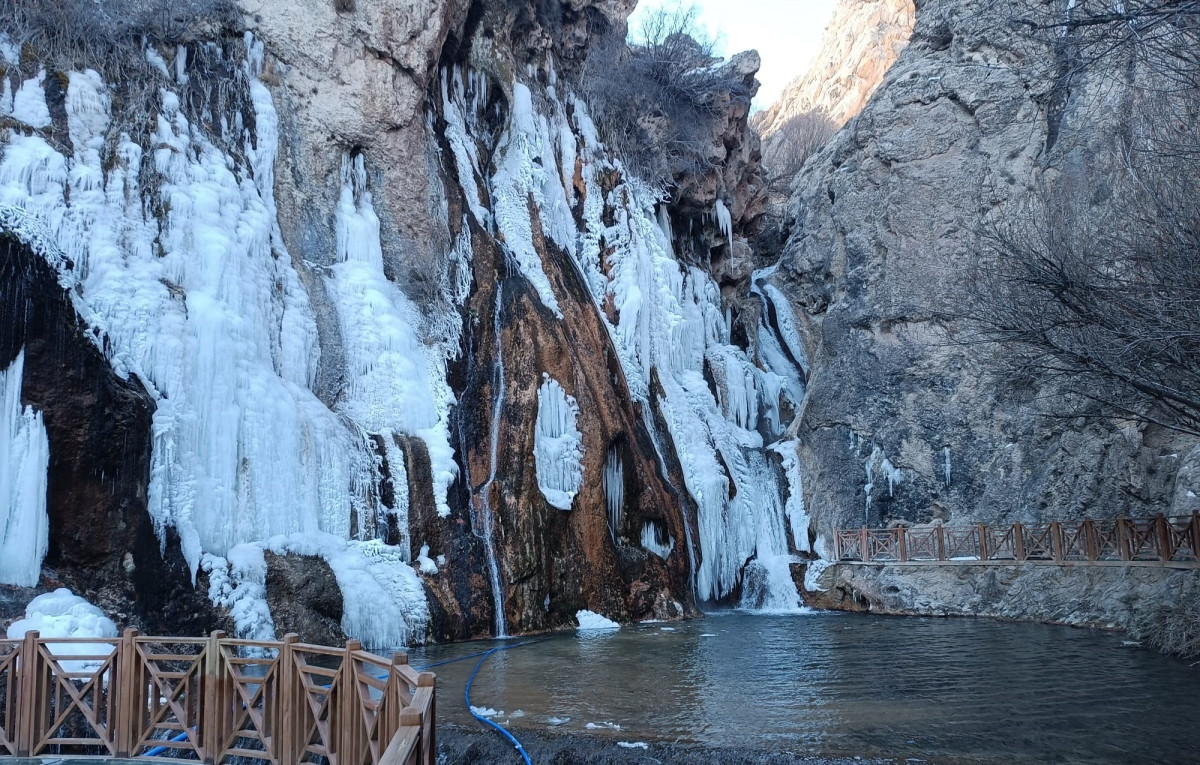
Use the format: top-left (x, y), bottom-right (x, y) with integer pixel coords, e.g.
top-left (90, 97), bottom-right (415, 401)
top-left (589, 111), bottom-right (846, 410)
top-left (408, 612), bottom-right (1200, 763)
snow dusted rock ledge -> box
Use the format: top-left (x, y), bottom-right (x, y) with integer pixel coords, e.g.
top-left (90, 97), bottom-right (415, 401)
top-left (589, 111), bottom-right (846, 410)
top-left (808, 562), bottom-right (1200, 634)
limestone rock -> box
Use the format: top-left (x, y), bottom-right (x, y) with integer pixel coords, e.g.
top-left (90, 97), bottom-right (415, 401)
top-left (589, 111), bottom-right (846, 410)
top-left (770, 0), bottom-right (1200, 556)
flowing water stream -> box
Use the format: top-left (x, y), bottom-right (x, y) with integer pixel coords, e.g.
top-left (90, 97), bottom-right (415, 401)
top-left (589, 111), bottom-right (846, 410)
top-left (409, 612), bottom-right (1200, 764)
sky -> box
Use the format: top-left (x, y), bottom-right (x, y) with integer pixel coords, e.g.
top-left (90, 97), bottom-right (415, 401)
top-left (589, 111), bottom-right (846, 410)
top-left (627, 0), bottom-right (841, 109)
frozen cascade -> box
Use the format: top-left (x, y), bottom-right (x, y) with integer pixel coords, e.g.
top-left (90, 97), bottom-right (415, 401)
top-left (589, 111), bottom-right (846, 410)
top-left (327, 151), bottom-right (457, 519)
top-left (0, 350), bottom-right (50, 587)
top-left (770, 440), bottom-right (811, 554)
top-left (603, 445), bottom-right (624, 540)
top-left (475, 281), bottom-right (509, 638)
top-left (446, 75), bottom-right (808, 609)
top-left (533, 375), bottom-right (584, 510)
top-left (0, 55), bottom-right (435, 646)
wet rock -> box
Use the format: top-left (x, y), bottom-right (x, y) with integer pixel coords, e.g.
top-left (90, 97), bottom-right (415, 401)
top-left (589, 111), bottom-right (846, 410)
top-left (264, 552), bottom-right (346, 645)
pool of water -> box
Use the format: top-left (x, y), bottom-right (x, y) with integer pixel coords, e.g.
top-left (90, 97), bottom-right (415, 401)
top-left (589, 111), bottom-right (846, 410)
top-left (406, 611), bottom-right (1200, 763)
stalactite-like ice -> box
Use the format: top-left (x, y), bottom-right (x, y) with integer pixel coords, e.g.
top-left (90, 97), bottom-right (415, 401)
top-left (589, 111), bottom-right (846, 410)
top-left (489, 82), bottom-right (563, 317)
top-left (534, 375), bottom-right (584, 510)
top-left (0, 350), bottom-right (50, 587)
top-left (770, 439), bottom-right (811, 554)
top-left (603, 445), bottom-right (624, 539)
top-left (0, 54), bottom-right (437, 646)
top-left (640, 523), bottom-right (674, 560)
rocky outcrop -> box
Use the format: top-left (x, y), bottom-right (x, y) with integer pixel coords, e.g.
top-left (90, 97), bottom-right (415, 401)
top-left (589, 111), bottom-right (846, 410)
top-left (754, 0), bottom-right (914, 170)
top-left (809, 563), bottom-right (1200, 633)
top-left (769, 0), bottom-right (1200, 609)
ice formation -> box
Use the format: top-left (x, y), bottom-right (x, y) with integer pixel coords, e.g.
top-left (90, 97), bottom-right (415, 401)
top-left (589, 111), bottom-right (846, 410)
top-left (453, 69), bottom-right (811, 609)
top-left (576, 610), bottom-right (621, 630)
top-left (6, 589), bottom-right (118, 673)
top-left (944, 446), bottom-right (952, 487)
top-left (0, 350), bottom-right (50, 587)
top-left (0, 48), bottom-right (436, 646)
top-left (203, 533), bottom-right (430, 647)
top-left (603, 446), bottom-right (624, 539)
top-left (534, 375), bottom-right (584, 510)
top-left (640, 523), bottom-right (675, 560)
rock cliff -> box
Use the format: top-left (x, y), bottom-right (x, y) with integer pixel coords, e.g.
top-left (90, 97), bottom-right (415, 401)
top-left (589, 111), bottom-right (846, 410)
top-left (766, 0), bottom-right (1200, 613)
top-left (754, 0), bottom-right (915, 172)
top-left (1, 0), bottom-right (801, 643)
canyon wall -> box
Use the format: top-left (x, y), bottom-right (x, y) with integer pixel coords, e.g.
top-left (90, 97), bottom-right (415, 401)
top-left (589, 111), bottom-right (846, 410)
top-left (770, 0), bottom-right (1200, 620)
top-left (1, 0), bottom-right (808, 643)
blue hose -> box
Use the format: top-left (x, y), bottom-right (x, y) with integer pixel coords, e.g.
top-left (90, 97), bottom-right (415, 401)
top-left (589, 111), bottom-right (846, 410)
top-left (462, 641), bottom-right (539, 765)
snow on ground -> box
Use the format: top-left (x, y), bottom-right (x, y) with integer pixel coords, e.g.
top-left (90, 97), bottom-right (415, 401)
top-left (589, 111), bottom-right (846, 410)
top-left (6, 589), bottom-right (118, 673)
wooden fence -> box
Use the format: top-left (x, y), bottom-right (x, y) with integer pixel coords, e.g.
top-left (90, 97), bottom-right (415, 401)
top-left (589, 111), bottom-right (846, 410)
top-left (835, 513), bottom-right (1200, 567)
top-left (0, 630), bottom-right (435, 765)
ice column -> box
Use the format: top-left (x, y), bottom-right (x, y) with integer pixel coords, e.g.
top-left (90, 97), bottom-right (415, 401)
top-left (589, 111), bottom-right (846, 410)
top-left (534, 375), bottom-right (584, 510)
top-left (0, 350), bottom-right (50, 587)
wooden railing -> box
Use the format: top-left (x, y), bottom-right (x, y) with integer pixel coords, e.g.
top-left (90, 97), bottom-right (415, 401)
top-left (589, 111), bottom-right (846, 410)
top-left (835, 513), bottom-right (1200, 567)
top-left (0, 630), bottom-right (435, 765)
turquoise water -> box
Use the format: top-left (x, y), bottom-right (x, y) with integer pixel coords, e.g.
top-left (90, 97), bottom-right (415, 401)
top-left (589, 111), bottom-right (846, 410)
top-left (408, 612), bottom-right (1200, 763)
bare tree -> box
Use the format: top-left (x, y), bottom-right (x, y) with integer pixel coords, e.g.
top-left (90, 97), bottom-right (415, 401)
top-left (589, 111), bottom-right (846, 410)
top-left (760, 110), bottom-right (836, 193)
top-left (582, 2), bottom-right (753, 188)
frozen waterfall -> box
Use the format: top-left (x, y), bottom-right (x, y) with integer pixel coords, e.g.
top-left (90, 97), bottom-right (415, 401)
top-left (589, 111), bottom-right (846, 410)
top-left (0, 350), bottom-right (50, 587)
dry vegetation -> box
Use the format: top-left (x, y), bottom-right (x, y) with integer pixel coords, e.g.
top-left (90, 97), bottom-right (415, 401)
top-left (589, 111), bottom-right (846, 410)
top-left (582, 3), bottom-right (753, 190)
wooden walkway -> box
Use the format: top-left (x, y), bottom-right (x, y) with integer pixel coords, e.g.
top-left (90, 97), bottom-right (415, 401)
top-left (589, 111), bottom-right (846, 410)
top-left (0, 630), bottom-right (435, 765)
top-left (836, 513), bottom-right (1200, 568)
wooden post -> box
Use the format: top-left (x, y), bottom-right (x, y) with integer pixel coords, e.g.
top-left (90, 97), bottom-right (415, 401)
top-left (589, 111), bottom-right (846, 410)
top-left (936, 525), bottom-right (945, 561)
top-left (897, 526), bottom-right (908, 563)
top-left (1192, 512), bottom-right (1200, 563)
top-left (417, 673), bottom-right (436, 765)
top-left (278, 634), bottom-right (299, 765)
top-left (1083, 519), bottom-right (1098, 561)
top-left (1013, 522), bottom-right (1025, 561)
top-left (16, 630), bottom-right (39, 756)
top-left (115, 627), bottom-right (139, 757)
top-left (860, 526), bottom-right (869, 563)
top-left (1118, 517), bottom-right (1132, 561)
top-left (1050, 521), bottom-right (1063, 563)
top-left (202, 630), bottom-right (226, 764)
top-left (977, 523), bottom-right (988, 561)
top-left (341, 640), bottom-right (363, 765)
top-left (1155, 513), bottom-right (1172, 563)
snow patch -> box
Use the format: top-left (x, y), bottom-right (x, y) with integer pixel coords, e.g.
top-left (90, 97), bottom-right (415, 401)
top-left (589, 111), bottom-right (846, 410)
top-left (576, 610), bottom-right (620, 631)
top-left (6, 589), bottom-right (118, 674)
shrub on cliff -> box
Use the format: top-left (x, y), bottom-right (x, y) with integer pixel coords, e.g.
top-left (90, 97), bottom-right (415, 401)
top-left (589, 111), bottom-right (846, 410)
top-left (1131, 597), bottom-right (1200, 660)
top-left (582, 3), bottom-right (752, 189)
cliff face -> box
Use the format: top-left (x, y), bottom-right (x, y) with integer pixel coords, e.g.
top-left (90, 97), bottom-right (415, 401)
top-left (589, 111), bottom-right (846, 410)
top-left (1, 0), bottom-right (804, 642)
top-left (769, 0), bottom-right (1200, 552)
top-left (754, 0), bottom-right (915, 170)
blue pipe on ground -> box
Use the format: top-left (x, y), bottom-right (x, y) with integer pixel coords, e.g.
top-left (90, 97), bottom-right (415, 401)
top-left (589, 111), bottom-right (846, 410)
top-left (458, 641), bottom-right (540, 765)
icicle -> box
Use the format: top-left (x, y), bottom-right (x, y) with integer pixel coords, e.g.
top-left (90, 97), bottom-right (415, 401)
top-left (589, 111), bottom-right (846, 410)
top-left (640, 523), bottom-right (674, 559)
top-left (944, 446), bottom-right (952, 488)
top-left (714, 198), bottom-right (733, 252)
top-left (603, 445), bottom-right (624, 539)
top-left (0, 350), bottom-right (50, 587)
